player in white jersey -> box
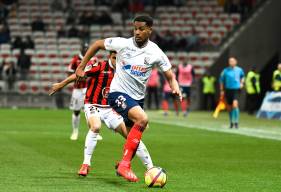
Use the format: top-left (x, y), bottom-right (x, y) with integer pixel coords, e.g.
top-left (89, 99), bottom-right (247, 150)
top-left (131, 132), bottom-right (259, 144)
top-left (76, 15), bottom-right (182, 182)
top-left (50, 52), bottom-right (153, 177)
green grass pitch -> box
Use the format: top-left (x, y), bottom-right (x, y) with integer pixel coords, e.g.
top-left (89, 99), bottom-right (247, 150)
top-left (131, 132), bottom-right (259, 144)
top-left (0, 108), bottom-right (281, 192)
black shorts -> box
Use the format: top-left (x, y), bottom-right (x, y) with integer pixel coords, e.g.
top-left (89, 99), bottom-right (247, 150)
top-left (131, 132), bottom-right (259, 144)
top-left (180, 86), bottom-right (191, 98)
top-left (163, 92), bottom-right (177, 100)
top-left (225, 89), bottom-right (240, 105)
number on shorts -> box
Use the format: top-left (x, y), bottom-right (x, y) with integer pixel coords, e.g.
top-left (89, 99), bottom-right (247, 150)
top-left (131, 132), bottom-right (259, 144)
top-left (115, 95), bottom-right (126, 108)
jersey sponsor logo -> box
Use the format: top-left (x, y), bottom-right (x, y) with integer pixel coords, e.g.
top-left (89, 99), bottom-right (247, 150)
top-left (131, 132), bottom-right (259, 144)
top-left (122, 63), bottom-right (147, 77)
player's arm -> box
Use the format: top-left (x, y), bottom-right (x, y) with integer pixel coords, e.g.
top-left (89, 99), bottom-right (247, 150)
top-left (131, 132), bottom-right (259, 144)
top-left (163, 69), bottom-right (182, 101)
top-left (76, 40), bottom-right (105, 79)
top-left (49, 74), bottom-right (76, 96)
top-left (240, 69), bottom-right (245, 89)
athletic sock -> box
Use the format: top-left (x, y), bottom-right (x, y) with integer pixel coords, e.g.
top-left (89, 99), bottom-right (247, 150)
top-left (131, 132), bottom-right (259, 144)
top-left (173, 100), bottom-right (179, 115)
top-left (229, 109), bottom-right (234, 124)
top-left (181, 100), bottom-right (187, 113)
top-left (233, 108), bottom-right (239, 123)
top-left (162, 100), bottom-right (169, 112)
top-left (83, 130), bottom-right (98, 165)
top-left (136, 140), bottom-right (153, 169)
top-left (120, 124), bottom-right (144, 166)
top-left (72, 113), bottom-right (80, 131)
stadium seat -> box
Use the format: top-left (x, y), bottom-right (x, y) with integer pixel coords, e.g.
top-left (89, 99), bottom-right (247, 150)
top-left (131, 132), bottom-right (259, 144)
top-left (177, 52), bottom-right (188, 61)
top-left (16, 81), bottom-right (29, 94)
top-left (198, 32), bottom-right (209, 45)
top-left (188, 52), bottom-right (200, 62)
top-left (29, 81), bottom-right (41, 95)
top-left (40, 81), bottom-right (52, 95)
top-left (12, 49), bottom-right (20, 58)
top-left (224, 19), bottom-right (235, 32)
top-left (210, 33), bottom-right (222, 46)
top-left (231, 13), bottom-right (241, 25)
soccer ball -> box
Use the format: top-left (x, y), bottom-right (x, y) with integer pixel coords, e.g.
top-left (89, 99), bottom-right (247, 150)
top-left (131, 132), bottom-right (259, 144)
top-left (144, 167), bottom-right (167, 188)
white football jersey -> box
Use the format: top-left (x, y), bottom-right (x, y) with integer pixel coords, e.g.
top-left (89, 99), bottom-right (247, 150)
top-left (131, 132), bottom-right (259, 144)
top-left (104, 37), bottom-right (171, 100)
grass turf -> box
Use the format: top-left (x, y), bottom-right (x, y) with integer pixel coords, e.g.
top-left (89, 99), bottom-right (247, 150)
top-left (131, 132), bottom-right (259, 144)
top-left (0, 108), bottom-right (280, 192)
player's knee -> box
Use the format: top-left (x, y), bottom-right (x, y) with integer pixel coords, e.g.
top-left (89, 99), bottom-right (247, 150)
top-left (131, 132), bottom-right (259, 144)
top-left (89, 123), bottom-right (101, 133)
top-left (73, 111), bottom-right (80, 116)
top-left (233, 100), bottom-right (238, 108)
top-left (136, 114), bottom-right (149, 128)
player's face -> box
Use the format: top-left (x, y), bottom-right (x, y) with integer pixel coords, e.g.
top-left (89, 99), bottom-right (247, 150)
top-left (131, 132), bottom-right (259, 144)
top-left (133, 21), bottom-right (152, 44)
top-left (109, 53), bottom-right (117, 68)
top-left (229, 57), bottom-right (237, 67)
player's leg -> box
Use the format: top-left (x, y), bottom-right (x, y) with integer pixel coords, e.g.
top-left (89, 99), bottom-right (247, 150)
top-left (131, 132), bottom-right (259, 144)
top-left (161, 92), bottom-right (169, 116)
top-left (172, 94), bottom-right (179, 116)
top-left (69, 89), bottom-right (82, 140)
top-left (153, 87), bottom-right (159, 110)
top-left (117, 106), bottom-right (147, 181)
top-left (70, 110), bottom-right (80, 140)
top-left (113, 122), bottom-right (153, 170)
top-left (78, 105), bottom-right (102, 176)
top-left (108, 92), bottom-right (148, 182)
top-left (180, 86), bottom-right (190, 116)
top-left (232, 90), bottom-right (240, 128)
top-left (225, 89), bottom-right (235, 128)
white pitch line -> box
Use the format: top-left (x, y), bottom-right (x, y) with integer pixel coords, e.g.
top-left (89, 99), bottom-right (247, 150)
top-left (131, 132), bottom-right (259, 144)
top-left (150, 119), bottom-right (281, 141)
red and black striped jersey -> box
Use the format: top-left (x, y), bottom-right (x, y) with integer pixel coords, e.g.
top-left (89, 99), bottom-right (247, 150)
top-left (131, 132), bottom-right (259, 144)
top-left (68, 54), bottom-right (87, 89)
top-left (84, 60), bottom-right (114, 106)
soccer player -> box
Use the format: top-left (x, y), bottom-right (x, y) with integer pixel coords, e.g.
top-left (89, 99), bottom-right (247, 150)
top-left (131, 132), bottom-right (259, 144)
top-left (161, 65), bottom-right (179, 116)
top-left (50, 51), bottom-right (153, 177)
top-left (146, 65), bottom-right (160, 109)
top-left (220, 57), bottom-right (245, 129)
top-left (67, 43), bottom-right (102, 141)
top-left (177, 61), bottom-right (195, 116)
top-left (75, 15), bottom-right (182, 182)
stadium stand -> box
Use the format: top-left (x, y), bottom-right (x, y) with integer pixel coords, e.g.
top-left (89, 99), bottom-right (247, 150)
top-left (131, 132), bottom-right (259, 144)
top-left (0, 0), bottom-right (254, 96)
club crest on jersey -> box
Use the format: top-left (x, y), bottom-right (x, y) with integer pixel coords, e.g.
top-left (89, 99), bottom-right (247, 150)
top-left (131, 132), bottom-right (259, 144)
top-left (144, 57), bottom-right (150, 65)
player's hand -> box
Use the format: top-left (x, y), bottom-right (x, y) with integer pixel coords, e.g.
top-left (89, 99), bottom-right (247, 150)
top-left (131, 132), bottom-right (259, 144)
top-left (75, 68), bottom-right (86, 82)
top-left (49, 83), bottom-right (63, 96)
top-left (173, 89), bottom-right (182, 102)
top-left (240, 82), bottom-right (244, 89)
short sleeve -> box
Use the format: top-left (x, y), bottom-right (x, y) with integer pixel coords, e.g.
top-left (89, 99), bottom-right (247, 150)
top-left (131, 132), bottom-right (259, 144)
top-left (104, 37), bottom-right (127, 52)
top-left (67, 57), bottom-right (76, 73)
top-left (84, 59), bottom-right (100, 76)
top-left (240, 68), bottom-right (245, 79)
top-left (156, 51), bottom-right (171, 72)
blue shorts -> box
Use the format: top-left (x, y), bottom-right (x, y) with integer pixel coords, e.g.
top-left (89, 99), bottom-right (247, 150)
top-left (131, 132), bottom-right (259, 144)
top-left (180, 86), bottom-right (191, 98)
top-left (108, 92), bottom-right (144, 127)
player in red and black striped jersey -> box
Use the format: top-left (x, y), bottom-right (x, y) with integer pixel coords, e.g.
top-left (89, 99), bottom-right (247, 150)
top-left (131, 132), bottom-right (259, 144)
top-left (67, 43), bottom-right (92, 140)
top-left (84, 58), bottom-right (114, 106)
top-left (49, 51), bottom-right (153, 177)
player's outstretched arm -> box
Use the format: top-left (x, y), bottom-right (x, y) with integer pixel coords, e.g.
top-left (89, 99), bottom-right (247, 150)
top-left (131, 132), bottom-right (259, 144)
top-left (76, 39), bottom-right (105, 80)
top-left (49, 74), bottom-right (76, 96)
top-left (164, 69), bottom-right (182, 101)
